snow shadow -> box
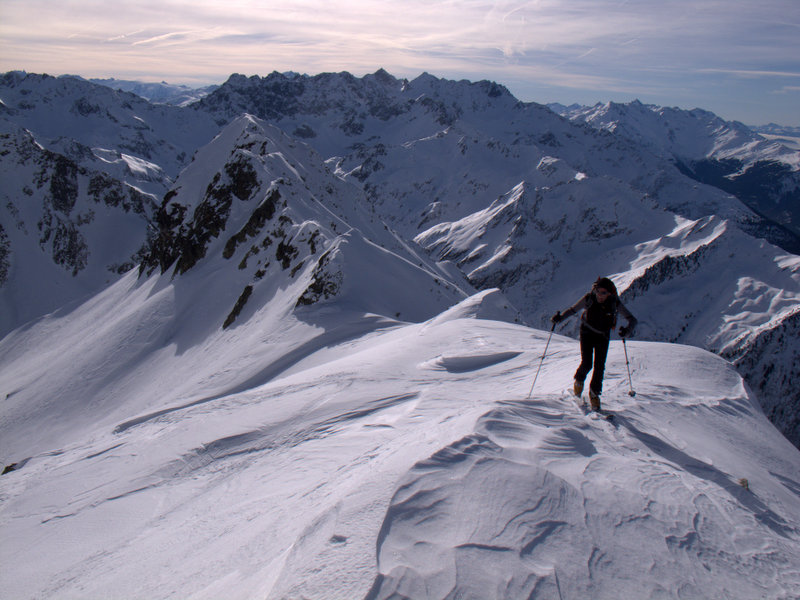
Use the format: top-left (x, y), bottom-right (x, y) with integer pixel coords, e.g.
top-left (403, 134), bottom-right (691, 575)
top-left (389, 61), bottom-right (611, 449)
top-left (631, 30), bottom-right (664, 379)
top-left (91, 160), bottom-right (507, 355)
top-left (114, 314), bottom-right (394, 434)
top-left (155, 392), bottom-right (420, 478)
top-left (424, 351), bottom-right (523, 373)
top-left (770, 471), bottom-right (800, 500)
top-left (615, 415), bottom-right (797, 539)
top-left (480, 400), bottom-right (597, 456)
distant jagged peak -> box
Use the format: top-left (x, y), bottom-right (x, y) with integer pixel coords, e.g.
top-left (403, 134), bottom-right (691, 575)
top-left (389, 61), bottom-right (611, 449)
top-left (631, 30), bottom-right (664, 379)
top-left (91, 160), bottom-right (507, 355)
top-left (366, 67), bottom-right (401, 87)
top-left (222, 69), bottom-right (399, 91)
top-left (205, 68), bottom-right (518, 122)
top-left (405, 71), bottom-right (516, 105)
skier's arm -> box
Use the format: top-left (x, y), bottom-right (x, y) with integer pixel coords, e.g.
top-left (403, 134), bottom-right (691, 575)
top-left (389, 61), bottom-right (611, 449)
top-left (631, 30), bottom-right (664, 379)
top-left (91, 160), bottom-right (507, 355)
top-left (551, 295), bottom-right (588, 323)
top-left (617, 301), bottom-right (638, 337)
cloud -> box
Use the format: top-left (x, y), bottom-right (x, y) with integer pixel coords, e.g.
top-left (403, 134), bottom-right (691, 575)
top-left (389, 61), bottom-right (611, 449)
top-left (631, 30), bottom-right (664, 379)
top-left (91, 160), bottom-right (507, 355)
top-left (772, 85), bottom-right (800, 95)
top-left (1, 1), bottom-right (794, 76)
top-left (696, 68), bottom-right (800, 79)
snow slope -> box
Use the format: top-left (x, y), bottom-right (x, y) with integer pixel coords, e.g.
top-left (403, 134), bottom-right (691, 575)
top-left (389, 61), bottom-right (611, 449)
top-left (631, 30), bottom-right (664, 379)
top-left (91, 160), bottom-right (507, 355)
top-left (0, 121), bottom-right (158, 335)
top-left (415, 178), bottom-right (800, 356)
top-left (2, 105), bottom-right (798, 598)
top-left (1, 72), bottom-right (799, 598)
top-left (1, 289), bottom-right (799, 599)
top-left (0, 72), bottom-right (220, 335)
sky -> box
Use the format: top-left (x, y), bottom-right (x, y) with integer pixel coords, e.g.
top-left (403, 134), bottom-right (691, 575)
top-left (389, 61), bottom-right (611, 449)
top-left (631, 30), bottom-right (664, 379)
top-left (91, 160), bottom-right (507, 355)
top-left (1, 0), bottom-right (798, 126)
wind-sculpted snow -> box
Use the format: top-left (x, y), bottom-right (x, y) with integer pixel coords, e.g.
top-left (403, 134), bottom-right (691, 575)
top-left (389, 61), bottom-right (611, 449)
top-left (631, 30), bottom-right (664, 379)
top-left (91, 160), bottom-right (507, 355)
top-left (421, 351), bottom-right (523, 374)
top-left (2, 296), bottom-right (798, 599)
top-left (366, 339), bottom-right (800, 599)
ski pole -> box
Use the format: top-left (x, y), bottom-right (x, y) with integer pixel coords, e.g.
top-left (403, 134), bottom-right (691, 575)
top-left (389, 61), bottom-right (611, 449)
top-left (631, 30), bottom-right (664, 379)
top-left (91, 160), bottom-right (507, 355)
top-left (622, 338), bottom-right (636, 397)
top-left (527, 322), bottom-right (555, 399)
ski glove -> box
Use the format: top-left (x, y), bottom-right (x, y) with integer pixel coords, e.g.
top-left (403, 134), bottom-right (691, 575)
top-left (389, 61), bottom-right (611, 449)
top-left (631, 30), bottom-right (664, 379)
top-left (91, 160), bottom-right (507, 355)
top-left (618, 325), bottom-right (634, 338)
top-left (551, 311), bottom-right (563, 324)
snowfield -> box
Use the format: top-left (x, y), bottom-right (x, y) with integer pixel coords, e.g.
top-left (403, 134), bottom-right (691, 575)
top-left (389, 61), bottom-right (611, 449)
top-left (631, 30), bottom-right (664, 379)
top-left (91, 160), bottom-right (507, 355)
top-left (1, 288), bottom-right (799, 599)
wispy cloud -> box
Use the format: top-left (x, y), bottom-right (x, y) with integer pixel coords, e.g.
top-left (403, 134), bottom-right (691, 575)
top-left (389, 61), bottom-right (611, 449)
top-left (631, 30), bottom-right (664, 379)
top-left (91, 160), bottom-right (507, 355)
top-left (696, 68), bottom-right (800, 79)
top-left (772, 86), bottom-right (800, 95)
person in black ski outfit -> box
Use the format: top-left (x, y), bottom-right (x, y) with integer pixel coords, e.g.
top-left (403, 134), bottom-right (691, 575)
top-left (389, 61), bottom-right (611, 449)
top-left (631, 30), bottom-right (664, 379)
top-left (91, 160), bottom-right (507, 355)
top-left (551, 277), bottom-right (637, 411)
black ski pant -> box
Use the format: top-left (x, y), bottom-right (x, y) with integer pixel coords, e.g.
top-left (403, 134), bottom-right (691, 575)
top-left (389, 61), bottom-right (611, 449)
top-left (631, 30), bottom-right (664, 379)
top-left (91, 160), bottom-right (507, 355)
top-left (574, 327), bottom-right (610, 395)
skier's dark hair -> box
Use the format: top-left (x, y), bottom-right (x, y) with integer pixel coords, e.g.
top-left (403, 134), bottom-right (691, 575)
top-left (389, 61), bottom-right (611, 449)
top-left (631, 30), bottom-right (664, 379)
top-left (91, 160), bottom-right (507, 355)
top-left (593, 276), bottom-right (618, 298)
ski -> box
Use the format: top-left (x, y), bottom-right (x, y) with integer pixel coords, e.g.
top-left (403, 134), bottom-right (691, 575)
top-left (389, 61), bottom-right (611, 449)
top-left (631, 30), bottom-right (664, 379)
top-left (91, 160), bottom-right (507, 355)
top-left (569, 390), bottom-right (614, 422)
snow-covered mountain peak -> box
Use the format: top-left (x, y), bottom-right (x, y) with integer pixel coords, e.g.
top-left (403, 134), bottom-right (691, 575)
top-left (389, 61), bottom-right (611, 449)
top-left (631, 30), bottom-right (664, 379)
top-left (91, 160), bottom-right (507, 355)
top-left (0, 118), bottom-right (160, 335)
top-left (0, 71), bottom-right (220, 196)
top-left (406, 71), bottom-right (516, 108)
top-left (551, 97), bottom-right (800, 255)
top-left (140, 113), bottom-right (470, 331)
top-left (163, 114), bottom-right (321, 213)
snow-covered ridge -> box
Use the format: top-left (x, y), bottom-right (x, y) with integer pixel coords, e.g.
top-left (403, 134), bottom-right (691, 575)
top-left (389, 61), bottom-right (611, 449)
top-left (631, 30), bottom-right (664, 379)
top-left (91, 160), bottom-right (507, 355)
top-left (0, 71), bottom-right (220, 195)
top-left (551, 100), bottom-right (799, 170)
top-left (0, 120), bottom-right (158, 334)
top-left (86, 76), bottom-right (218, 106)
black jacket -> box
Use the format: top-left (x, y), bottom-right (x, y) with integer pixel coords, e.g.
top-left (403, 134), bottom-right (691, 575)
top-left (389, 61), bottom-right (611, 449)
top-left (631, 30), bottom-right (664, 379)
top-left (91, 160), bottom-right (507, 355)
top-left (560, 292), bottom-right (637, 337)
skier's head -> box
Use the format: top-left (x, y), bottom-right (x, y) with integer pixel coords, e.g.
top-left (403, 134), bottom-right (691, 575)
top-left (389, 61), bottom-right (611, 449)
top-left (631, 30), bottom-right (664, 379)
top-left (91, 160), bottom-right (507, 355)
top-left (593, 277), bottom-right (617, 302)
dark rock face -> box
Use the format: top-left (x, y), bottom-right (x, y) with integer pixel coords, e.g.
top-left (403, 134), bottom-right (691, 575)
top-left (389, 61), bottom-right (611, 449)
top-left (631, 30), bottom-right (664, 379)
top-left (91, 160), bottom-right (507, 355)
top-left (141, 152), bottom-right (264, 276)
top-left (676, 158), bottom-right (800, 254)
top-left (296, 249), bottom-right (342, 307)
top-left (722, 310), bottom-right (800, 448)
top-left (223, 285), bottom-right (253, 329)
top-left (0, 225), bottom-right (9, 286)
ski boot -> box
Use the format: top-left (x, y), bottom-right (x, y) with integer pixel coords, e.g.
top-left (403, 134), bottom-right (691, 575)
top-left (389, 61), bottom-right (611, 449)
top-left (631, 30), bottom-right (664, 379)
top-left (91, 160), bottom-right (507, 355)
top-left (588, 389), bottom-right (602, 412)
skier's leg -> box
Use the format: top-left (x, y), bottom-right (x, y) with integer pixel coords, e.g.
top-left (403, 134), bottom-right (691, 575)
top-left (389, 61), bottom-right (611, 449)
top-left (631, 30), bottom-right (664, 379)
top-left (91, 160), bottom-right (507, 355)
top-left (589, 333), bottom-right (610, 396)
top-left (574, 328), bottom-right (593, 384)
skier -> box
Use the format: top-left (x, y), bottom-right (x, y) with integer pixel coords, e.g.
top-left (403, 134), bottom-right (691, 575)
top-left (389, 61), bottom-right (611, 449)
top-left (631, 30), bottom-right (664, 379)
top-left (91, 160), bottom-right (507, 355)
top-left (551, 277), bottom-right (637, 412)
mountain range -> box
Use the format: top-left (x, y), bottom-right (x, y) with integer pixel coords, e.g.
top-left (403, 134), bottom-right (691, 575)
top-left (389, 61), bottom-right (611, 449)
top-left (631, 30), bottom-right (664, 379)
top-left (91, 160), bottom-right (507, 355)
top-left (2, 68), bottom-right (797, 446)
top-left (1, 68), bottom-right (799, 598)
